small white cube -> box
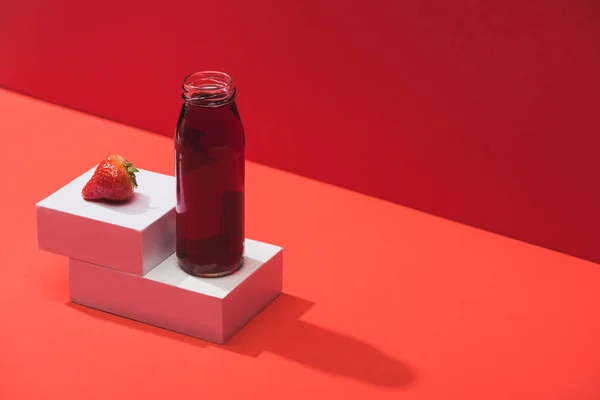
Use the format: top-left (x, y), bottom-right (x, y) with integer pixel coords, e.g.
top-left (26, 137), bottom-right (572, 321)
top-left (69, 239), bottom-right (283, 344)
top-left (36, 168), bottom-right (176, 276)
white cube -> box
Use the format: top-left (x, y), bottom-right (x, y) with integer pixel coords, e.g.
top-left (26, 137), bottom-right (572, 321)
top-left (36, 168), bottom-right (176, 276)
top-left (69, 239), bottom-right (283, 344)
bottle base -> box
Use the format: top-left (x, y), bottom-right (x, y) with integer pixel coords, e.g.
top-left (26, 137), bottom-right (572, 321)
top-left (177, 256), bottom-right (244, 278)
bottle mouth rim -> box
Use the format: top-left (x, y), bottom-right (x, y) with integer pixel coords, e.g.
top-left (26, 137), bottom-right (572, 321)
top-left (182, 71), bottom-right (236, 106)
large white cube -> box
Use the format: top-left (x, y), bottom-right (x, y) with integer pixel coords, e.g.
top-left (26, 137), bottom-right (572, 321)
top-left (36, 168), bottom-right (176, 276)
top-left (69, 239), bottom-right (283, 344)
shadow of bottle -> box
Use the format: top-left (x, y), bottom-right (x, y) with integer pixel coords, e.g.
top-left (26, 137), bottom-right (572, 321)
top-left (68, 293), bottom-right (414, 388)
top-left (223, 293), bottom-right (415, 387)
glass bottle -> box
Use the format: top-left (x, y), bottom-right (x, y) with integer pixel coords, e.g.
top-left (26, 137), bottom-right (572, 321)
top-left (175, 71), bottom-right (245, 277)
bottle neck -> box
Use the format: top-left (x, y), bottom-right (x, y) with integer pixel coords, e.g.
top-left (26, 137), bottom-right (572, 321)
top-left (182, 71), bottom-right (236, 107)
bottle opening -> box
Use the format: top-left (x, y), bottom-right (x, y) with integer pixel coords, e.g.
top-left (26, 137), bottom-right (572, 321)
top-left (182, 71), bottom-right (236, 106)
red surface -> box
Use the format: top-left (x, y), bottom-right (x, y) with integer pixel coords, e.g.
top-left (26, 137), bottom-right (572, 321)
top-left (2, 90), bottom-right (600, 398)
top-left (1, 0), bottom-right (599, 264)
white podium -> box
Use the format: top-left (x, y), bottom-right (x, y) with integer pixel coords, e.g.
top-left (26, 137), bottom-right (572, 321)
top-left (36, 167), bottom-right (283, 344)
top-left (36, 168), bottom-right (176, 275)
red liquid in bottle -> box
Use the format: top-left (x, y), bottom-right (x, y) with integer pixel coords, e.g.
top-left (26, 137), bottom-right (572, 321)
top-left (175, 72), bottom-right (245, 277)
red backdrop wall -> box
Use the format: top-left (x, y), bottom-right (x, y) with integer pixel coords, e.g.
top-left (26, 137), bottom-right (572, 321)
top-left (2, 0), bottom-right (599, 263)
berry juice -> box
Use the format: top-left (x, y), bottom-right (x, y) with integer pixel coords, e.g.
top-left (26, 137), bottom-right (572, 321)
top-left (175, 72), bottom-right (245, 277)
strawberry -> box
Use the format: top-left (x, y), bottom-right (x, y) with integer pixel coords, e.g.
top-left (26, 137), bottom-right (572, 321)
top-left (82, 154), bottom-right (139, 201)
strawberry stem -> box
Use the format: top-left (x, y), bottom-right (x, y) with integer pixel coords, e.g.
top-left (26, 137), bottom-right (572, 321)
top-left (123, 159), bottom-right (138, 188)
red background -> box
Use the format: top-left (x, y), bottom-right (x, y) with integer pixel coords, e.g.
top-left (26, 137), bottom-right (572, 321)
top-left (1, 0), bottom-right (599, 263)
